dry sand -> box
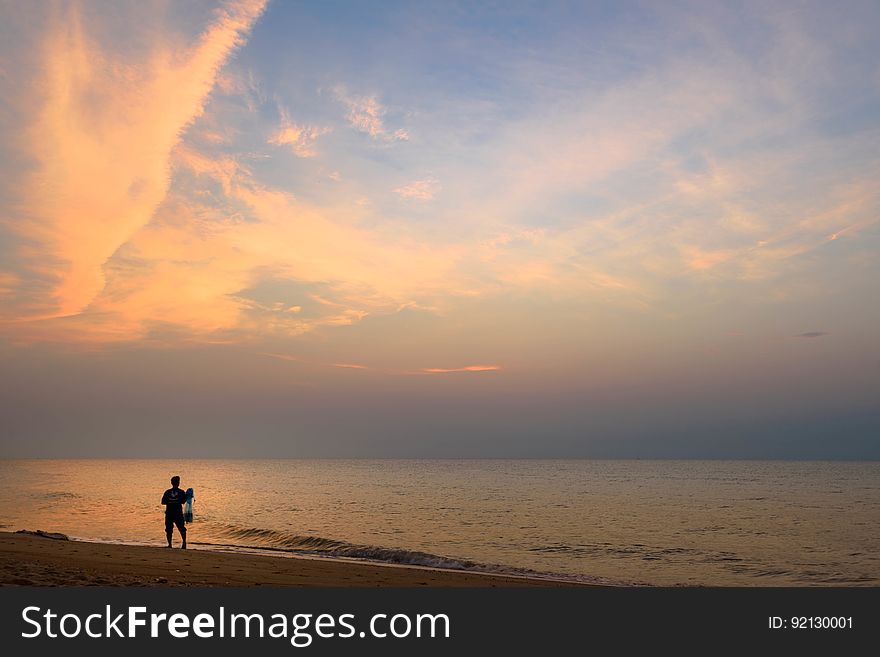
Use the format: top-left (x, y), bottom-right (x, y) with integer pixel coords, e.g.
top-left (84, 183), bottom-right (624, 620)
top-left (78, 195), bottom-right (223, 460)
top-left (0, 532), bottom-right (585, 587)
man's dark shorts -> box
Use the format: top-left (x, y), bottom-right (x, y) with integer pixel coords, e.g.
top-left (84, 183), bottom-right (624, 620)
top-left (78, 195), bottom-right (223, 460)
top-left (165, 514), bottom-right (186, 534)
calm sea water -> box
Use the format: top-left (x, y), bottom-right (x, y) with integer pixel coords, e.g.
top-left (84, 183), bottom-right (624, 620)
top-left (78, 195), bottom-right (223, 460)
top-left (0, 459), bottom-right (877, 586)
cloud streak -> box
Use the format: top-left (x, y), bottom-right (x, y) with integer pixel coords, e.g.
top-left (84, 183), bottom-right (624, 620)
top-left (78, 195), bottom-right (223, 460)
top-left (268, 105), bottom-right (330, 157)
top-left (421, 365), bottom-right (501, 373)
top-left (393, 177), bottom-right (440, 201)
top-left (335, 89), bottom-right (408, 141)
top-left (7, 0), bottom-right (268, 319)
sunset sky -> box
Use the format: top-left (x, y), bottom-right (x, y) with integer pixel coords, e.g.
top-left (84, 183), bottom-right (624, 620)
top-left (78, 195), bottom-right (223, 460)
top-left (1, 1), bottom-right (878, 457)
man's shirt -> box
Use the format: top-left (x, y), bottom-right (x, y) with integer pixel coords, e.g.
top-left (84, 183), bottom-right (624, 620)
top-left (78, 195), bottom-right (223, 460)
top-left (161, 487), bottom-right (186, 516)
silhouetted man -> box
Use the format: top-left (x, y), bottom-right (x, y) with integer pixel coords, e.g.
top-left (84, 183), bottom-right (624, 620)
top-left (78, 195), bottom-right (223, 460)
top-left (161, 476), bottom-right (187, 549)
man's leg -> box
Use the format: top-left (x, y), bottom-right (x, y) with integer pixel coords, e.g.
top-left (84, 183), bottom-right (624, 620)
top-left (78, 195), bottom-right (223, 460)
top-left (176, 517), bottom-right (187, 549)
top-left (165, 516), bottom-right (173, 547)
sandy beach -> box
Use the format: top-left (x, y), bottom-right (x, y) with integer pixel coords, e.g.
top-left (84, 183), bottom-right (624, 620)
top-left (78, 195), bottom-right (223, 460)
top-left (0, 532), bottom-right (584, 587)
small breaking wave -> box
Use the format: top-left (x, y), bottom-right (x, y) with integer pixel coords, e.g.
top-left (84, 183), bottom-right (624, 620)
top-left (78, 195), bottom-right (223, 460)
top-left (15, 529), bottom-right (69, 540)
top-left (197, 524), bottom-right (622, 586)
top-left (212, 526), bottom-right (349, 551)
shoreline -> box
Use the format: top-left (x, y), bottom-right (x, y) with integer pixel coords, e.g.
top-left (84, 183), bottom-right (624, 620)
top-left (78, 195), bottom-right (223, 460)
top-left (0, 532), bottom-right (593, 587)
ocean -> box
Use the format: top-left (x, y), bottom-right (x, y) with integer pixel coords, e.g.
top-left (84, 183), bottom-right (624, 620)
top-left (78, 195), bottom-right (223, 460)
top-left (1, 459), bottom-right (877, 586)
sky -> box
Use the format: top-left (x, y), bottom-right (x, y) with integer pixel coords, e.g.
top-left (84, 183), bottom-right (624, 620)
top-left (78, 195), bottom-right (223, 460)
top-left (0, 0), bottom-right (878, 458)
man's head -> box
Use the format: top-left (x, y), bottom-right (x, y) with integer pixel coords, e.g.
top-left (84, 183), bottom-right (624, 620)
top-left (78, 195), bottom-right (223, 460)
top-left (171, 476), bottom-right (180, 488)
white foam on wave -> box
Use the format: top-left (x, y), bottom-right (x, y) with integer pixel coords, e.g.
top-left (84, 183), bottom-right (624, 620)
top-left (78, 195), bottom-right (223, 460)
top-left (200, 524), bottom-right (627, 586)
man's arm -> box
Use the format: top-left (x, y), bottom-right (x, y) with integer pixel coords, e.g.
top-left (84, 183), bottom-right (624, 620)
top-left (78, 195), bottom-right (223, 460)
top-left (160, 491), bottom-right (168, 506)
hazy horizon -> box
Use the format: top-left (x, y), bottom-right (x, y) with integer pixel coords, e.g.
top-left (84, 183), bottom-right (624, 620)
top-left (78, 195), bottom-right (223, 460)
top-left (1, 1), bottom-right (878, 458)
top-left (2, 456), bottom-right (879, 461)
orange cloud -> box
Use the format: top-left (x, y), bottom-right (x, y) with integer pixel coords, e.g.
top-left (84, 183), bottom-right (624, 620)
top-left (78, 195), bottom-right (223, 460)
top-left (29, 145), bottom-right (468, 343)
top-left (421, 365), bottom-right (501, 373)
top-left (259, 352), bottom-right (304, 363)
top-left (335, 89), bottom-right (408, 141)
top-left (683, 246), bottom-right (732, 272)
top-left (11, 0), bottom-right (267, 319)
top-left (268, 106), bottom-right (331, 157)
top-left (260, 353), bottom-right (370, 372)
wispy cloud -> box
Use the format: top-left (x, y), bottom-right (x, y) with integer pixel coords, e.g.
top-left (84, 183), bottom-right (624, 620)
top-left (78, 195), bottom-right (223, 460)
top-left (421, 365), bottom-right (501, 373)
top-left (335, 89), bottom-right (408, 141)
top-left (258, 352), bottom-right (304, 362)
top-left (20, 136), bottom-right (468, 344)
top-left (261, 353), bottom-right (370, 372)
top-left (796, 332), bottom-right (828, 339)
top-left (5, 0), bottom-right (268, 320)
top-left (393, 177), bottom-right (440, 201)
top-left (268, 105), bottom-right (330, 157)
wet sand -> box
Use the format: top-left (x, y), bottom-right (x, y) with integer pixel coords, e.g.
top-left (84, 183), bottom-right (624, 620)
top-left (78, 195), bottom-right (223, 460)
top-left (0, 532), bottom-right (585, 587)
